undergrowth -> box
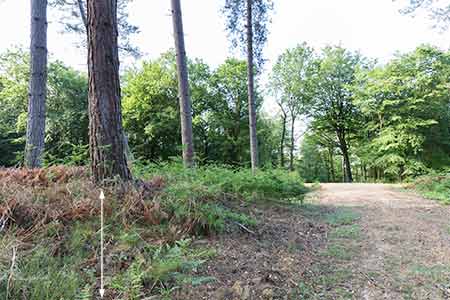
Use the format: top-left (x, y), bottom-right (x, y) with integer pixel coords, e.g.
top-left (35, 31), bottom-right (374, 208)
top-left (410, 172), bottom-right (450, 205)
top-left (0, 162), bottom-right (307, 299)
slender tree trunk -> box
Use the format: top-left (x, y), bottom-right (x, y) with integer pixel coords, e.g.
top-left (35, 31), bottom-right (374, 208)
top-left (328, 147), bottom-right (335, 182)
top-left (246, 0), bottom-right (259, 173)
top-left (234, 97), bottom-right (242, 163)
top-left (87, 0), bottom-right (131, 183)
top-left (326, 158), bottom-right (331, 182)
top-left (171, 0), bottom-right (195, 168)
top-left (280, 112), bottom-right (287, 168)
top-left (341, 146), bottom-right (353, 183)
top-left (25, 0), bottom-right (48, 168)
top-left (289, 115), bottom-right (296, 171)
top-left (336, 130), bottom-right (353, 183)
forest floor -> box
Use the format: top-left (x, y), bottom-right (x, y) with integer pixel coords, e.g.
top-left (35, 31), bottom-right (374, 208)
top-left (179, 183), bottom-right (450, 300)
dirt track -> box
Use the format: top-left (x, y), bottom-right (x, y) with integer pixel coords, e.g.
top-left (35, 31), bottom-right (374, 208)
top-left (181, 183), bottom-right (450, 299)
top-left (318, 183), bottom-right (450, 299)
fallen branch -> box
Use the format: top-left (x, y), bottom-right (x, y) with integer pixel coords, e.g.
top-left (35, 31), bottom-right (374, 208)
top-left (234, 222), bottom-right (256, 235)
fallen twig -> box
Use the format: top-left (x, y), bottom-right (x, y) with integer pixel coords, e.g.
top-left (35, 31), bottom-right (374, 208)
top-left (234, 222), bottom-right (256, 235)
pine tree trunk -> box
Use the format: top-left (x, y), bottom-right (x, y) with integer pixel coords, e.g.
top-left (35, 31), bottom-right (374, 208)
top-left (25, 0), bottom-right (48, 168)
top-left (246, 0), bottom-right (259, 173)
top-left (289, 115), bottom-right (296, 171)
top-left (171, 0), bottom-right (195, 168)
top-left (87, 0), bottom-right (131, 183)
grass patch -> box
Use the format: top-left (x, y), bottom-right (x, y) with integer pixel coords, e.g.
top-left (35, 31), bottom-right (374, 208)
top-left (325, 208), bottom-right (360, 226)
top-left (330, 224), bottom-right (361, 239)
top-left (293, 267), bottom-right (354, 299)
top-left (409, 264), bottom-right (450, 283)
top-left (320, 244), bottom-right (354, 260)
top-left (110, 238), bottom-right (216, 299)
top-left (294, 207), bottom-right (361, 299)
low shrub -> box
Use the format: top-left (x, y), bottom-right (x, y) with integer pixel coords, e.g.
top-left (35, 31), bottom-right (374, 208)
top-left (411, 172), bottom-right (450, 205)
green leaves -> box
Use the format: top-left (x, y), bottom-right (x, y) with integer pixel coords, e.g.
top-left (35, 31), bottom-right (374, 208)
top-left (354, 45), bottom-right (450, 177)
top-left (122, 54), bottom-right (278, 166)
top-left (0, 48), bottom-right (88, 167)
top-left (270, 43), bottom-right (316, 116)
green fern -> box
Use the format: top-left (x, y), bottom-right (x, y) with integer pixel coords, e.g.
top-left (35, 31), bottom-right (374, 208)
top-left (128, 259), bottom-right (144, 300)
top-left (76, 285), bottom-right (91, 300)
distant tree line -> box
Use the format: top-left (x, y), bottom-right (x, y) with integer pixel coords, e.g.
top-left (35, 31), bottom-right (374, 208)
top-left (0, 49), bottom-right (279, 168)
top-left (271, 44), bottom-right (450, 182)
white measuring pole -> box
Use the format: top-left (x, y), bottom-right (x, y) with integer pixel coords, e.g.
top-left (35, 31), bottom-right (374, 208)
top-left (99, 190), bottom-right (105, 298)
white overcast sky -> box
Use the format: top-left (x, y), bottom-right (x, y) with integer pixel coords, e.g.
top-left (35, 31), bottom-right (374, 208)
top-left (0, 0), bottom-right (449, 115)
top-left (1, 0), bottom-right (449, 66)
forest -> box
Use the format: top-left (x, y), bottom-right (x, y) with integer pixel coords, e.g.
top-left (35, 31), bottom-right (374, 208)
top-left (2, 45), bottom-right (449, 182)
top-left (0, 0), bottom-right (449, 299)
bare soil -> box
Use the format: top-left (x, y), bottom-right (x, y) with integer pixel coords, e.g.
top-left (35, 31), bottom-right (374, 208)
top-left (179, 183), bottom-right (450, 300)
top-left (319, 183), bottom-right (450, 300)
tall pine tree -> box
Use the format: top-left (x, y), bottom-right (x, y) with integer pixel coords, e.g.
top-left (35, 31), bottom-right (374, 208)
top-left (25, 0), bottom-right (48, 168)
top-left (222, 0), bottom-right (273, 173)
top-left (87, 0), bottom-right (131, 183)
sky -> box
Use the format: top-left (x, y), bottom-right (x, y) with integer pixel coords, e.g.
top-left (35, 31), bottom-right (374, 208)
top-left (0, 0), bottom-right (449, 115)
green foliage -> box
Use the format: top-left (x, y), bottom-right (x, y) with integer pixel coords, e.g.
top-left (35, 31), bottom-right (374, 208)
top-left (298, 134), bottom-right (332, 182)
top-left (122, 53), bottom-right (276, 167)
top-left (133, 161), bottom-right (307, 233)
top-left (0, 48), bottom-right (88, 167)
top-left (269, 43), bottom-right (316, 170)
top-left (288, 45), bottom-right (450, 183)
top-left (0, 245), bottom-right (85, 300)
top-left (412, 171), bottom-right (450, 204)
top-left (122, 52), bottom-right (180, 161)
top-left (270, 43), bottom-right (316, 114)
top-left (308, 46), bottom-right (367, 182)
top-left (136, 161), bottom-right (306, 201)
top-left (354, 45), bottom-right (450, 180)
top-left (111, 238), bottom-right (216, 298)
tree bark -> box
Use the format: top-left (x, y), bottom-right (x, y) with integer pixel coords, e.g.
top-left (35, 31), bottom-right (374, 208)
top-left (341, 144), bottom-right (353, 183)
top-left (279, 111), bottom-right (287, 168)
top-left (246, 0), bottom-right (259, 173)
top-left (87, 0), bottom-right (131, 183)
top-left (171, 0), bottom-right (195, 168)
top-left (336, 130), bottom-right (353, 183)
top-left (289, 115), bottom-right (296, 171)
top-left (25, 0), bottom-right (48, 168)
